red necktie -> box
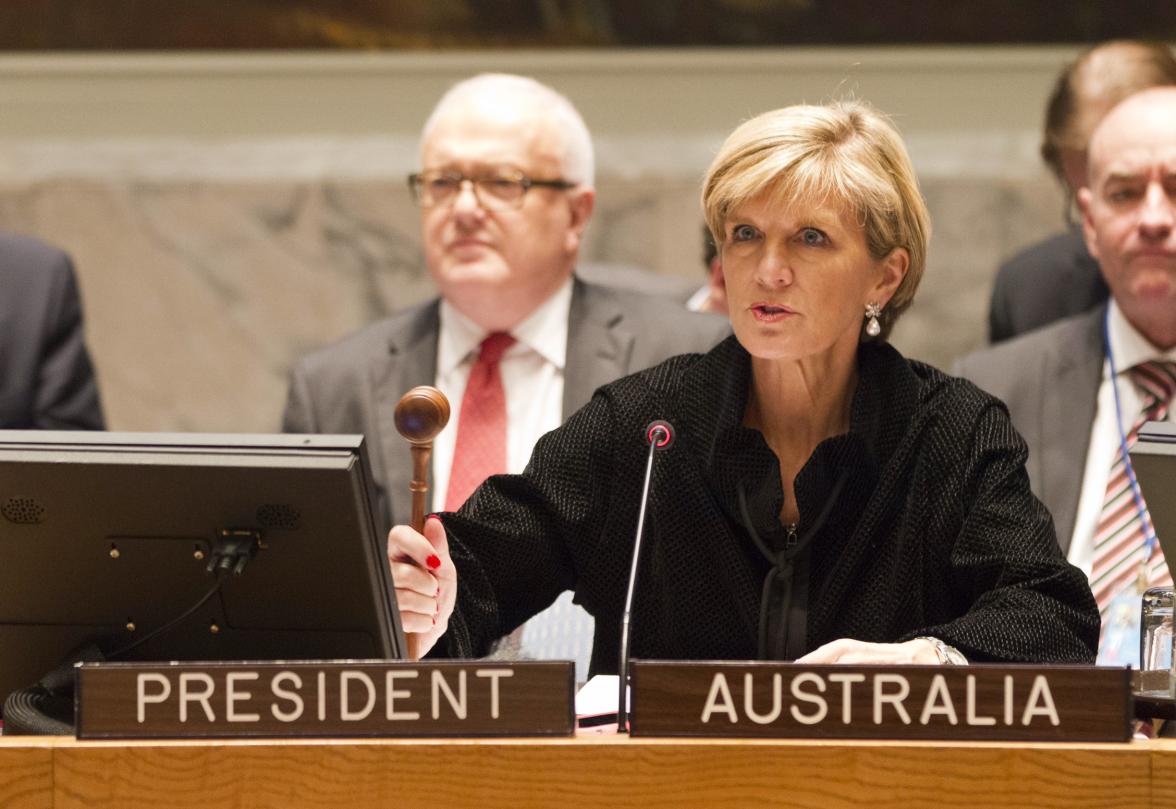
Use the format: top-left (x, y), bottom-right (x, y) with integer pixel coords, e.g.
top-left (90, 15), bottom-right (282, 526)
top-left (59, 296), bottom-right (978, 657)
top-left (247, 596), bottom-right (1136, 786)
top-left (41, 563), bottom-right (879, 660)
top-left (445, 332), bottom-right (516, 511)
top-left (1090, 360), bottom-right (1176, 627)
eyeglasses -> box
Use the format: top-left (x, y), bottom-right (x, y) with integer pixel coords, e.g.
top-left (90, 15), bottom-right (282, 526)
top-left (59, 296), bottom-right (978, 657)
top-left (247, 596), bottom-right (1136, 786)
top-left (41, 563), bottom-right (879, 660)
top-left (408, 168), bottom-right (576, 210)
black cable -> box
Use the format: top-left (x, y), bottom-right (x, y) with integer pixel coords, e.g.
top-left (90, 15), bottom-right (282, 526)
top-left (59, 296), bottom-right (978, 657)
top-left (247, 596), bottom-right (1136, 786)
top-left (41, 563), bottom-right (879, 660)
top-left (4, 532), bottom-right (257, 733)
top-left (105, 571), bottom-right (226, 660)
top-left (3, 686), bottom-right (74, 735)
top-left (104, 530), bottom-right (259, 660)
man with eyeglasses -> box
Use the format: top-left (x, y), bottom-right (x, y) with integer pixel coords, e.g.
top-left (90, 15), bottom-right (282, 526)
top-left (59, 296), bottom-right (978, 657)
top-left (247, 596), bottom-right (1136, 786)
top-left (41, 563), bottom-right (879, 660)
top-left (283, 73), bottom-right (727, 672)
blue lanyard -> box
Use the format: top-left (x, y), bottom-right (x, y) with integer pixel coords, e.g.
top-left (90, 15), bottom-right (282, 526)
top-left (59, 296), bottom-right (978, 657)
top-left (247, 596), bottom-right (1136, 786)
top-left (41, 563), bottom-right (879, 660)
top-left (1102, 307), bottom-right (1159, 567)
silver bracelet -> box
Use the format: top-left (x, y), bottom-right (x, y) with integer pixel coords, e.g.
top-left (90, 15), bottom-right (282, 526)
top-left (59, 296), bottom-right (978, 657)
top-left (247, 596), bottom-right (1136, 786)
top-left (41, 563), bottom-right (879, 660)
top-left (914, 636), bottom-right (968, 665)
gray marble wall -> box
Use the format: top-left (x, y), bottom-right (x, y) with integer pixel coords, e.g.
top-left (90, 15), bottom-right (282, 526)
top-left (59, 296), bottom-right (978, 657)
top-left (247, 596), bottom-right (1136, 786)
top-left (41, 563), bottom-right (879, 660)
top-left (0, 49), bottom-right (1081, 433)
top-left (1, 168), bottom-right (1065, 432)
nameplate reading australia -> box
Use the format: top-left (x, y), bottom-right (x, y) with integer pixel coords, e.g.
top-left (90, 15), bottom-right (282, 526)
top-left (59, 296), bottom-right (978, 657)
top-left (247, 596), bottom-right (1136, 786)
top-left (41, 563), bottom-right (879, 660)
top-left (629, 661), bottom-right (1131, 742)
top-left (75, 660), bottom-right (574, 739)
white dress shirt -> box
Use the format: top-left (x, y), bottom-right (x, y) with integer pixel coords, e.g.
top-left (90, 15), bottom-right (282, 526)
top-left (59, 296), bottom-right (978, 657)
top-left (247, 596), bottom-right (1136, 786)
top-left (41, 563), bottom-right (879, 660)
top-left (430, 277), bottom-right (572, 513)
top-left (1068, 301), bottom-right (1176, 574)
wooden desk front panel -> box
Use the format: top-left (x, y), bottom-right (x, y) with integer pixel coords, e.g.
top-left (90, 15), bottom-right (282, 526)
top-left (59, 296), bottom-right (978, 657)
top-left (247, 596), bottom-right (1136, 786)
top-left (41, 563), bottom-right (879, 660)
top-left (1149, 739), bottom-right (1176, 807)
top-left (0, 741), bottom-right (54, 809)
top-left (0, 736), bottom-right (1157, 809)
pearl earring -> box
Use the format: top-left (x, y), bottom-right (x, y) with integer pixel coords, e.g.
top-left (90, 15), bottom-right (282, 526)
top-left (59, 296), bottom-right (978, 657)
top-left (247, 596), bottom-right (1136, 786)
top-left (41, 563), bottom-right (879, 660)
top-left (864, 303), bottom-right (883, 338)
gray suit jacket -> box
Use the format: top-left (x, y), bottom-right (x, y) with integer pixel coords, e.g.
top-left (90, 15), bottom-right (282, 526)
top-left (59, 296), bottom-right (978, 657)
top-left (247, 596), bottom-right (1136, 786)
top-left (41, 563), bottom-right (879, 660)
top-left (954, 305), bottom-right (1106, 552)
top-left (0, 232), bottom-right (104, 430)
top-left (988, 226), bottom-right (1107, 344)
top-left (283, 276), bottom-right (730, 532)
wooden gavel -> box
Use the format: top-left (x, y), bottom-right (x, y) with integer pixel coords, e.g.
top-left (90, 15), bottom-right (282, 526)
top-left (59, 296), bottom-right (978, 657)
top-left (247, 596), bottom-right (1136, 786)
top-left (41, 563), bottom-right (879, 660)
top-left (393, 385), bottom-right (451, 661)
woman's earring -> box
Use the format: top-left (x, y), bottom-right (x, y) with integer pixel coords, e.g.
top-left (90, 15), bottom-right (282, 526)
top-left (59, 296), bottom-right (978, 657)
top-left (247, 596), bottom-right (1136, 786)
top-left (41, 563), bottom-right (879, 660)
top-left (864, 303), bottom-right (883, 338)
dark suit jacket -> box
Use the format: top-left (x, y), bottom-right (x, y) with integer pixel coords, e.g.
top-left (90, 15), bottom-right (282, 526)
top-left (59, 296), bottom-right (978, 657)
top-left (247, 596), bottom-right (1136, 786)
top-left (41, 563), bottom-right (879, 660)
top-left (988, 227), bottom-right (1108, 343)
top-left (282, 276), bottom-right (730, 532)
top-left (0, 233), bottom-right (104, 430)
top-left (441, 337), bottom-right (1097, 669)
top-left (954, 306), bottom-right (1105, 552)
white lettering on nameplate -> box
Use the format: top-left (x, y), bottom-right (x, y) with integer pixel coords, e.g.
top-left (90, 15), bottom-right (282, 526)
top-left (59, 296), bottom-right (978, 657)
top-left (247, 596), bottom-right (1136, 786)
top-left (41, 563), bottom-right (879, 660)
top-left (696, 671), bottom-right (1061, 728)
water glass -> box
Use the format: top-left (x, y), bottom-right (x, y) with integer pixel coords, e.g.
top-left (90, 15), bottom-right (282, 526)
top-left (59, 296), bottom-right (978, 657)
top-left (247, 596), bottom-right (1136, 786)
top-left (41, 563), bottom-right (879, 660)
top-left (1139, 587), bottom-right (1175, 696)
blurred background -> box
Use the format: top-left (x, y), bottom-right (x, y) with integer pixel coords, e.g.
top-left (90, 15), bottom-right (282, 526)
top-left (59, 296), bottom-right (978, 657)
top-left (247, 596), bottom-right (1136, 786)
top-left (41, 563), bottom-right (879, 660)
top-left (2, 2), bottom-right (1174, 431)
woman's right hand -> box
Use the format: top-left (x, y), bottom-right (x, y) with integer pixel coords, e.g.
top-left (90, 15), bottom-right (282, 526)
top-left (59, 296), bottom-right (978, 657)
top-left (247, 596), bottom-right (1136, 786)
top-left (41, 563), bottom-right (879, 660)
top-left (387, 515), bottom-right (457, 659)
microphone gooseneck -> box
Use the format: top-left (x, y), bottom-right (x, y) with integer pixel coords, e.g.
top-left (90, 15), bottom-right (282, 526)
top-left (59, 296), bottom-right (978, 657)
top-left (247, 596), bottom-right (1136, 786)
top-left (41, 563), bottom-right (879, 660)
top-left (617, 420), bottom-right (674, 733)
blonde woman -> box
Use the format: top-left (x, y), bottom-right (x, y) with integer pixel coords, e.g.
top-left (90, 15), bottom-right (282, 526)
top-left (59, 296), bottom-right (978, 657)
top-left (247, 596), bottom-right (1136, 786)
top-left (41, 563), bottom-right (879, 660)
top-left (390, 101), bottom-right (1098, 670)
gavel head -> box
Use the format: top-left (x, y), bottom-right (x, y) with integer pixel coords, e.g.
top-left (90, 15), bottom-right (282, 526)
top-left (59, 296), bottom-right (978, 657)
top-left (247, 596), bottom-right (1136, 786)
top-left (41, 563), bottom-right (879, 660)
top-left (394, 386), bottom-right (451, 446)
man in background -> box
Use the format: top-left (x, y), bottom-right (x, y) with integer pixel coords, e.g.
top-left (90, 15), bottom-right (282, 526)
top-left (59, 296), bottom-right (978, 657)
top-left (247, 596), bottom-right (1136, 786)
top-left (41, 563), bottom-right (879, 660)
top-left (686, 224), bottom-right (727, 315)
top-left (958, 87), bottom-right (1176, 664)
top-left (283, 73), bottom-right (727, 672)
top-left (0, 232), bottom-right (104, 430)
top-left (988, 40), bottom-right (1176, 343)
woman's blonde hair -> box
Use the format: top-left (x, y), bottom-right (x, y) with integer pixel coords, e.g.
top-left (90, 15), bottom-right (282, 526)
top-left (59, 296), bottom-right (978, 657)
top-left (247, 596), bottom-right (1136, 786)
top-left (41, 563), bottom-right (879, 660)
top-left (702, 100), bottom-right (930, 339)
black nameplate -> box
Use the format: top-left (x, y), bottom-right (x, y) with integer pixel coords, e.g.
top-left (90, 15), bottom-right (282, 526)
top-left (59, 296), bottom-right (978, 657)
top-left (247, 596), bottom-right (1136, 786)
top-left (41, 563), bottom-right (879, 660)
top-left (75, 660), bottom-right (574, 739)
top-left (630, 661), bottom-right (1132, 742)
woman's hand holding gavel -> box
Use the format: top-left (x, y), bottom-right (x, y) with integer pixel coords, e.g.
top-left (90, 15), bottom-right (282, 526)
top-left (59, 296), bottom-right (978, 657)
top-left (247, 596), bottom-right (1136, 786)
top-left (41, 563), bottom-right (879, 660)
top-left (392, 385), bottom-right (451, 660)
top-left (388, 516), bottom-right (458, 659)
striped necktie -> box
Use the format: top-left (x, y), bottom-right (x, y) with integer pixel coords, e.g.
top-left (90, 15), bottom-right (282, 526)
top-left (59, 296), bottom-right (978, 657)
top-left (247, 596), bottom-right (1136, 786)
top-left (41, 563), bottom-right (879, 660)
top-left (1090, 360), bottom-right (1176, 625)
top-left (444, 332), bottom-right (516, 512)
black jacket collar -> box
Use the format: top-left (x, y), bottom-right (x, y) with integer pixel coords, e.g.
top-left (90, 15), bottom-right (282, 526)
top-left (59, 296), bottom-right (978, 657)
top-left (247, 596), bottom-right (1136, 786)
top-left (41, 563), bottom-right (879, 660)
top-left (677, 335), bottom-right (924, 540)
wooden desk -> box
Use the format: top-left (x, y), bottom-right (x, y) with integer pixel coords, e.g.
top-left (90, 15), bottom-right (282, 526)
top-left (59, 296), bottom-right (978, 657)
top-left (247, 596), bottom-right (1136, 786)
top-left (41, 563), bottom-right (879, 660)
top-left (0, 735), bottom-right (1169, 809)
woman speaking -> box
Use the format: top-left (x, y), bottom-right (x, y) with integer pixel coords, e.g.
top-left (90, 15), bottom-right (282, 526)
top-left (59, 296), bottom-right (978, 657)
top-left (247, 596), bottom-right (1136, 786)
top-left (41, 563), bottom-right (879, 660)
top-left (389, 100), bottom-right (1098, 670)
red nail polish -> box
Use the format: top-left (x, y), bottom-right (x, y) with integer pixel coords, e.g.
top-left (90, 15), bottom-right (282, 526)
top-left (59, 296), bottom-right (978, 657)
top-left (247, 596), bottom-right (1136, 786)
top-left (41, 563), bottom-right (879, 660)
top-left (426, 514), bottom-right (442, 523)
top-left (426, 554), bottom-right (441, 570)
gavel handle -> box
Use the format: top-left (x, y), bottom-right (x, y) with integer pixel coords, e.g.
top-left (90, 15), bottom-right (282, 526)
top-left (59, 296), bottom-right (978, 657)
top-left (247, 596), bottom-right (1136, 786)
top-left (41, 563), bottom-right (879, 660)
top-left (409, 444), bottom-right (431, 534)
top-left (406, 442), bottom-right (433, 662)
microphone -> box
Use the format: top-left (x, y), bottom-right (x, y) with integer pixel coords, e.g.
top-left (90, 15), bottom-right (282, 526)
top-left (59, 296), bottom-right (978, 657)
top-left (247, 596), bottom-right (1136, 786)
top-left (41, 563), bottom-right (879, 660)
top-left (617, 419), bottom-right (674, 733)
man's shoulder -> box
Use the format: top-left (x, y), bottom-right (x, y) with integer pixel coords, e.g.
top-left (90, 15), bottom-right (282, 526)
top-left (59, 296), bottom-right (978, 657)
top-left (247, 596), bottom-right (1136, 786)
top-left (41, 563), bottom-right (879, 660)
top-left (598, 334), bottom-right (734, 404)
top-left (575, 278), bottom-right (730, 345)
top-left (989, 227), bottom-right (1106, 341)
top-left (0, 231), bottom-right (70, 261)
top-left (0, 232), bottom-right (73, 289)
top-left (998, 228), bottom-right (1093, 279)
top-left (955, 307), bottom-right (1103, 387)
top-left (291, 298), bottom-right (438, 381)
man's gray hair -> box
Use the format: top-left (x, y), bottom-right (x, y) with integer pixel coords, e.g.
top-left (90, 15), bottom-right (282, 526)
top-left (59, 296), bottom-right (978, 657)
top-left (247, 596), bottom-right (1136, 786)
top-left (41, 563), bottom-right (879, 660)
top-left (420, 73), bottom-right (595, 187)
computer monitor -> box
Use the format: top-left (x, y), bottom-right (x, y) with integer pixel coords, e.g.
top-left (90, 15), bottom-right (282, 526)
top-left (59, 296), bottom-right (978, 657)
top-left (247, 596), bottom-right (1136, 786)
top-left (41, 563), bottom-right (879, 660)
top-left (1132, 421), bottom-right (1176, 562)
top-left (0, 431), bottom-right (404, 714)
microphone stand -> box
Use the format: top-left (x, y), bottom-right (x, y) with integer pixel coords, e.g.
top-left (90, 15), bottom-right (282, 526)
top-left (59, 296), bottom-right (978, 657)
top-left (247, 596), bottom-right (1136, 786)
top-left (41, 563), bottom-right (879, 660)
top-left (617, 421), bottom-right (672, 733)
